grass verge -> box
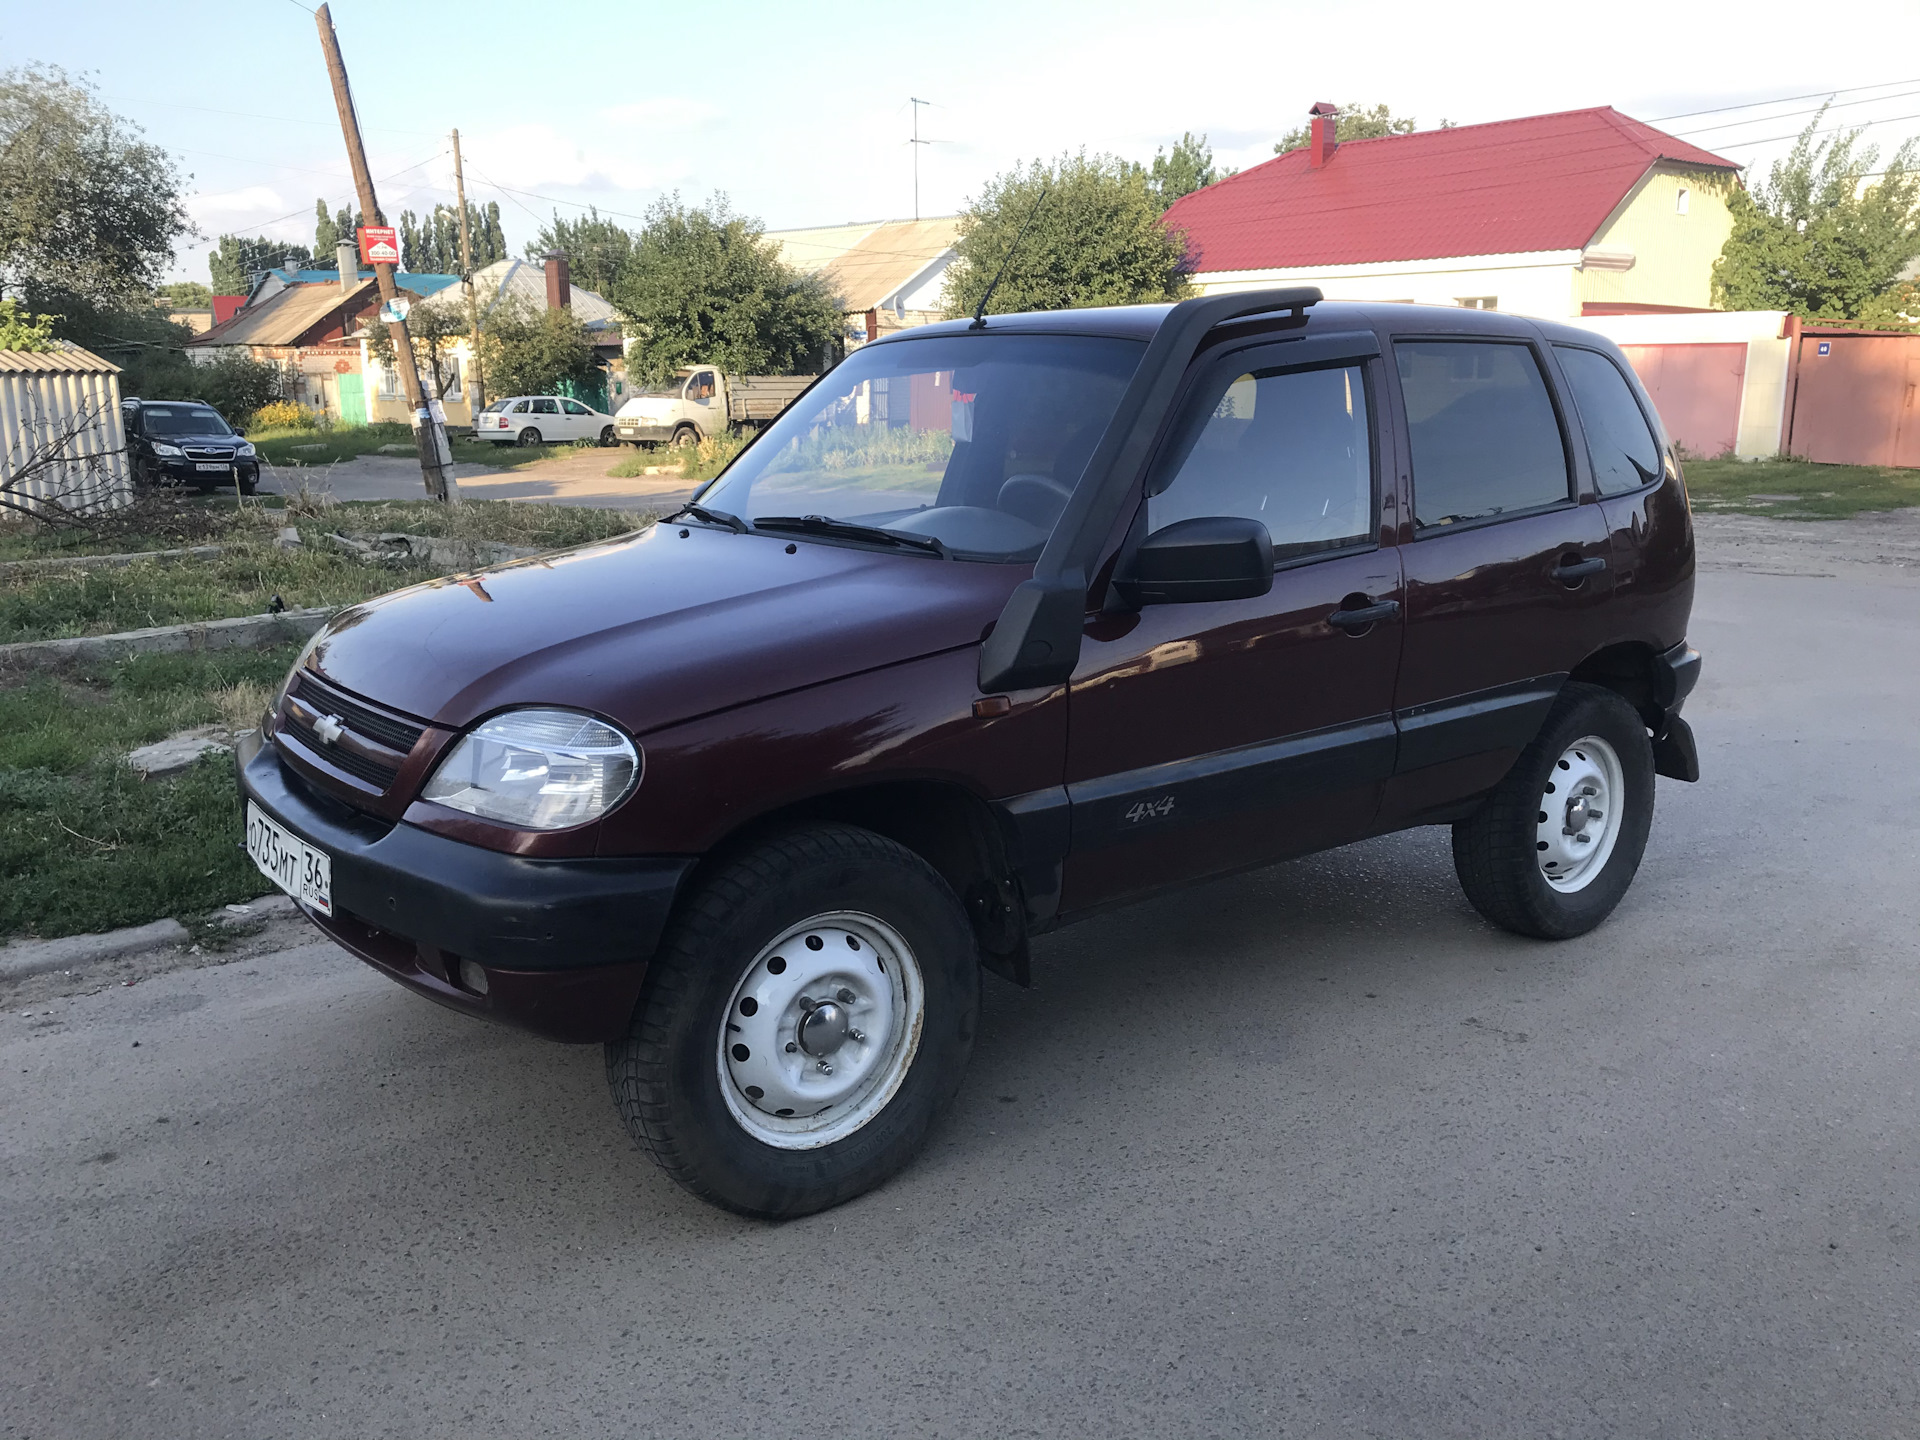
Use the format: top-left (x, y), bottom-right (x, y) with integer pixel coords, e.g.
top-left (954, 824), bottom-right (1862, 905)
top-left (607, 430), bottom-right (750, 487)
top-left (0, 647), bottom-right (299, 939)
top-left (249, 420), bottom-right (608, 473)
top-left (1684, 458), bottom-right (1920, 520)
top-left (0, 500), bottom-right (648, 642)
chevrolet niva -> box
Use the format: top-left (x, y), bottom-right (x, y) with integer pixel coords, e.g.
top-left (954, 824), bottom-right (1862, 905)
top-left (239, 288), bottom-right (1701, 1218)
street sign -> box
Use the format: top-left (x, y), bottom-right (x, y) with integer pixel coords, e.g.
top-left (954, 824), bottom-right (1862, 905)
top-left (378, 296), bottom-right (411, 324)
top-left (359, 225), bottom-right (400, 266)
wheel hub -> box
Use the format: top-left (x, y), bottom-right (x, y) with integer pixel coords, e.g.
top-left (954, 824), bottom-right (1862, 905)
top-left (717, 913), bottom-right (924, 1150)
top-left (1535, 736), bottom-right (1625, 893)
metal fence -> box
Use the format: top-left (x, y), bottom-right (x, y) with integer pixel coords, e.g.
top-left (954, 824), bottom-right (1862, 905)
top-left (0, 343), bottom-right (130, 520)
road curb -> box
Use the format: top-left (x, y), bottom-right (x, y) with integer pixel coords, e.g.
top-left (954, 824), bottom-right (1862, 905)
top-left (0, 544), bottom-right (226, 579)
top-left (0, 607), bottom-right (332, 673)
top-left (0, 919), bottom-right (189, 983)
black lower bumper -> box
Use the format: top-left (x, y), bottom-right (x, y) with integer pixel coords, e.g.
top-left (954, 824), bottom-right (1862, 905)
top-left (237, 731), bottom-right (695, 1041)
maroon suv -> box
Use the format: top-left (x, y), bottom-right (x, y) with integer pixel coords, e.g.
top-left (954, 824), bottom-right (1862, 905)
top-left (239, 289), bottom-right (1700, 1218)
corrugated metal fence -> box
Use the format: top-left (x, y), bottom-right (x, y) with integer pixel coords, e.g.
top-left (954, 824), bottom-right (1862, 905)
top-left (0, 343), bottom-right (130, 519)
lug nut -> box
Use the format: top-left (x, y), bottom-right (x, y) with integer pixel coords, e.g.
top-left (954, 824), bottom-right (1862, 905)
top-left (785, 1041), bottom-right (798, 1053)
top-left (817, 1060), bottom-right (833, 1075)
top-left (798, 994), bottom-right (814, 1010)
top-left (836, 987), bottom-right (855, 1004)
top-left (849, 1029), bottom-right (865, 1043)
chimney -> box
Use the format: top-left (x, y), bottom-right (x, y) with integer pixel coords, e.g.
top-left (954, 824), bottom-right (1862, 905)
top-left (543, 250), bottom-right (571, 311)
top-left (1308, 101), bottom-right (1339, 169)
top-left (337, 239), bottom-right (357, 294)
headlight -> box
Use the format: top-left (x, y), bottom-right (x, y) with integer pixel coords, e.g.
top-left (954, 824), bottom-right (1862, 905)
top-left (421, 709), bottom-right (639, 831)
top-left (237, 442), bottom-right (256, 457)
top-left (152, 442), bottom-right (183, 457)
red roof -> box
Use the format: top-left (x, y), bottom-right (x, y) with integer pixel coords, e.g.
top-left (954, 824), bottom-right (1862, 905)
top-left (1164, 107), bottom-right (1740, 273)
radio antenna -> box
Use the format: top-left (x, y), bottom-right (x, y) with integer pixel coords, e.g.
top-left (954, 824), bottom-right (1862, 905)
top-left (970, 184), bottom-right (1049, 330)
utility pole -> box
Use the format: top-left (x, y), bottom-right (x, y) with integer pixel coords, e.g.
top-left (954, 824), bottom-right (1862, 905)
top-left (313, 2), bottom-right (451, 501)
top-left (909, 96), bottom-right (931, 221)
top-left (450, 127), bottom-right (485, 414)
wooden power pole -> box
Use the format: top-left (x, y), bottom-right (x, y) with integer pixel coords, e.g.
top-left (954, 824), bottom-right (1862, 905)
top-left (450, 128), bottom-right (485, 414)
top-left (313, 2), bottom-right (452, 501)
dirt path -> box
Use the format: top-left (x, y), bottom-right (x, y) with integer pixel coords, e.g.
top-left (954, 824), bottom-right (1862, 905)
top-left (1692, 507), bottom-right (1920, 584)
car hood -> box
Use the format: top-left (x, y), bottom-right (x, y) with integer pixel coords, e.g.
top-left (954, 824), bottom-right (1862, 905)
top-left (305, 524), bottom-right (1024, 735)
top-left (152, 431), bottom-right (241, 446)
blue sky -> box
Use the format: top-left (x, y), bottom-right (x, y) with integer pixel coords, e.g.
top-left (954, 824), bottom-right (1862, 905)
top-left (9, 0), bottom-right (1920, 284)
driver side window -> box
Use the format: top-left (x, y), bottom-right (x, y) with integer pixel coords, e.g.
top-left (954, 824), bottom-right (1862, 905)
top-left (1149, 362), bottom-right (1376, 563)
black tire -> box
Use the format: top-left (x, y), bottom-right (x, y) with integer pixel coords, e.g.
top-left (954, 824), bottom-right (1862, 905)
top-left (669, 424), bottom-right (697, 449)
top-left (1451, 681), bottom-right (1655, 940)
top-left (599, 425), bottom-right (616, 446)
top-left (239, 475), bottom-right (258, 496)
top-left (606, 824), bottom-right (980, 1219)
top-left (516, 426), bottom-right (542, 447)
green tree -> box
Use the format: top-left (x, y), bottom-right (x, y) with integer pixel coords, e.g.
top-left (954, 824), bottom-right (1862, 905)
top-left (478, 299), bottom-right (597, 398)
top-left (943, 151), bottom-right (1194, 318)
top-left (1711, 107), bottom-right (1920, 322)
top-left (1274, 102), bottom-right (1449, 154)
top-left (313, 200), bottom-right (363, 265)
top-left (610, 195), bottom-right (840, 383)
top-left (0, 65), bottom-right (193, 311)
top-left (1146, 132), bottom-right (1232, 209)
top-left (398, 201), bottom-right (507, 275)
top-left (526, 207), bottom-right (632, 296)
top-left (365, 301), bottom-right (471, 400)
top-left (208, 234), bottom-right (310, 293)
top-left (158, 281), bottom-right (213, 310)
top-left (0, 297), bottom-right (58, 351)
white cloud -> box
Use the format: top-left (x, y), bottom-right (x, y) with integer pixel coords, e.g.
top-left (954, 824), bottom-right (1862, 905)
top-left (598, 98), bottom-right (722, 129)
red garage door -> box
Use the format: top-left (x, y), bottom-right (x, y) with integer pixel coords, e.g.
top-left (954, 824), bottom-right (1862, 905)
top-left (1619, 343), bottom-right (1747, 458)
top-left (1788, 333), bottom-right (1920, 468)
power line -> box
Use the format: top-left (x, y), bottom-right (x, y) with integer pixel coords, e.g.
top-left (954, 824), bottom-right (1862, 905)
top-left (1673, 87), bottom-right (1920, 138)
top-left (104, 93), bottom-right (438, 138)
top-left (1650, 77), bottom-right (1920, 124)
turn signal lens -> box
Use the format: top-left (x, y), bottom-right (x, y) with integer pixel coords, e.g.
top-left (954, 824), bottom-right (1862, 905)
top-left (421, 708), bottom-right (639, 831)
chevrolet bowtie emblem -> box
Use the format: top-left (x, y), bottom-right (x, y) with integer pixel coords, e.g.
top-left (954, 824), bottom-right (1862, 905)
top-left (312, 713), bottom-right (345, 746)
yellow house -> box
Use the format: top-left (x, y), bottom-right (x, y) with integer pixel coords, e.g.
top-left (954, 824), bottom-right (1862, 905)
top-left (1167, 105), bottom-right (1742, 319)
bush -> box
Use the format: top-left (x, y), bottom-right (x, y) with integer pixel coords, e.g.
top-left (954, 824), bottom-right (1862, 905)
top-left (246, 400), bottom-right (315, 434)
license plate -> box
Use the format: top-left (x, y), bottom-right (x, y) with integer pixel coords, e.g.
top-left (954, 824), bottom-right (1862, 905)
top-left (196, 462), bottom-right (230, 472)
top-left (245, 801), bottom-right (332, 915)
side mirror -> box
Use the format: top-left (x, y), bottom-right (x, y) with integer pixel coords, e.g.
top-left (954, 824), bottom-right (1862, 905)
top-left (1113, 516), bottom-right (1273, 607)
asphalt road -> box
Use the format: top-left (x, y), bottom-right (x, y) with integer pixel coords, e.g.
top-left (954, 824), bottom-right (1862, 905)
top-left (256, 452), bottom-right (699, 514)
top-left (4, 549), bottom-right (1918, 1439)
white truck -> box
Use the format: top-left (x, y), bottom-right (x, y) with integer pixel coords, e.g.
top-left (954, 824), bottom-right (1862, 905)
top-left (612, 366), bottom-right (815, 447)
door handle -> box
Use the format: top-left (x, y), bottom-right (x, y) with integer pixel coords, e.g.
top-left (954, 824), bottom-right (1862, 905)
top-left (1327, 598), bottom-right (1400, 633)
top-left (1552, 555), bottom-right (1608, 585)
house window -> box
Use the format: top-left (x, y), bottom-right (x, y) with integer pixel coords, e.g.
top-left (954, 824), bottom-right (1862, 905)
top-left (1456, 296), bottom-right (1498, 310)
top-left (1675, 187), bottom-right (1690, 215)
top-left (376, 361), bottom-right (400, 399)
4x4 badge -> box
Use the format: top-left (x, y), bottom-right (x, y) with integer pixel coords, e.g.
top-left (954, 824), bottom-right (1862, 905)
top-left (312, 714), bottom-right (345, 746)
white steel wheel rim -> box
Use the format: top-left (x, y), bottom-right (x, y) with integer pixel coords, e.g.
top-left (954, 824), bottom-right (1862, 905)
top-left (717, 911), bottom-right (925, 1150)
top-left (1536, 735), bottom-right (1625, 893)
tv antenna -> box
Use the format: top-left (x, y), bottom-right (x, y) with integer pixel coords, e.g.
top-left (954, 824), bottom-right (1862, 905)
top-left (910, 96), bottom-right (931, 220)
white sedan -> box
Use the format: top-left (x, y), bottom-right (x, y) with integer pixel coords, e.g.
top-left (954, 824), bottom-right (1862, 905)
top-left (475, 396), bottom-right (618, 446)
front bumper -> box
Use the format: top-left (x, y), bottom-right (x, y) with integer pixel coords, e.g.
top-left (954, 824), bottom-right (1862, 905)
top-left (237, 729), bottom-right (695, 1042)
top-left (157, 456), bottom-right (259, 486)
top-left (615, 421), bottom-right (674, 442)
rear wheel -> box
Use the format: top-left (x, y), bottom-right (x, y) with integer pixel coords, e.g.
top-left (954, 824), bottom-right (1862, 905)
top-left (516, 426), bottom-right (542, 447)
top-left (605, 824), bottom-right (979, 1219)
top-left (1452, 682), bottom-right (1655, 939)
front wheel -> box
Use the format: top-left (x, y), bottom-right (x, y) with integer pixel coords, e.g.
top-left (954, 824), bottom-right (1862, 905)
top-left (516, 426), bottom-right (542, 447)
top-left (599, 425), bottom-right (616, 446)
top-left (1451, 682), bottom-right (1655, 940)
top-left (668, 424), bottom-right (697, 449)
top-left (606, 824), bottom-right (980, 1218)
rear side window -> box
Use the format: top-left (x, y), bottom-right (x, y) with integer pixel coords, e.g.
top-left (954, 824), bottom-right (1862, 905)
top-left (531, 398), bottom-right (558, 414)
top-left (1555, 346), bottom-right (1662, 495)
top-left (1150, 363), bottom-right (1374, 562)
top-left (509, 400), bottom-right (529, 413)
top-left (1395, 341), bottom-right (1570, 530)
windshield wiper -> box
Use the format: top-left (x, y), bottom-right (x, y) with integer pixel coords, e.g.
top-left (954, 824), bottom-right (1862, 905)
top-left (753, 514), bottom-right (948, 558)
top-left (667, 502), bottom-right (749, 533)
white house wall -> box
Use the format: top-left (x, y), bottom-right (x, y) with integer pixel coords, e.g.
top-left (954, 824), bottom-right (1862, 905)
top-left (1565, 310), bottom-right (1792, 458)
top-left (1190, 250), bottom-right (1585, 320)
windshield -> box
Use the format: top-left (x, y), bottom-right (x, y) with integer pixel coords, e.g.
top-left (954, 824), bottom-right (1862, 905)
top-left (700, 333), bottom-right (1144, 562)
top-left (140, 404), bottom-right (233, 437)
